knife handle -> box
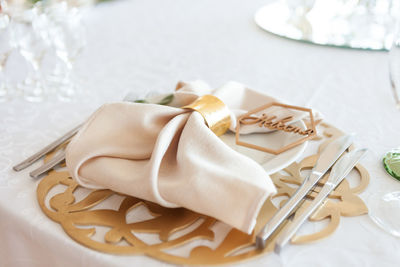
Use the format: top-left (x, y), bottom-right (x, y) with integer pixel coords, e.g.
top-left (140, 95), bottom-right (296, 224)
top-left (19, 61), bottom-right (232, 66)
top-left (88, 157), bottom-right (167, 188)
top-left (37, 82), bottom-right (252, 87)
top-left (256, 172), bottom-right (321, 249)
top-left (274, 148), bottom-right (368, 253)
top-left (274, 185), bottom-right (333, 253)
top-left (13, 124), bottom-right (82, 171)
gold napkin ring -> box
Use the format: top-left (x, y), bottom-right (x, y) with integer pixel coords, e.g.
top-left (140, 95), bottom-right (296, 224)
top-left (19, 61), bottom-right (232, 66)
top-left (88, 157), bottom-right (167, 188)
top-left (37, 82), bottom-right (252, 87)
top-left (183, 95), bottom-right (231, 136)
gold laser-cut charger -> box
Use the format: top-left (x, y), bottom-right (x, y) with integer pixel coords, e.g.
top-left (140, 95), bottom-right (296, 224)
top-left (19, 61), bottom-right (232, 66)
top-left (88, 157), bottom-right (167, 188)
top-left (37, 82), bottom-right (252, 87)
top-left (36, 122), bottom-right (369, 265)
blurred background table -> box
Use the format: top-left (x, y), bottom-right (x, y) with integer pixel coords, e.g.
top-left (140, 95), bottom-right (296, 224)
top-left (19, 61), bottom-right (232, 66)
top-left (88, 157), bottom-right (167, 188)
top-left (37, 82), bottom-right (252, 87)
top-left (0, 0), bottom-right (399, 266)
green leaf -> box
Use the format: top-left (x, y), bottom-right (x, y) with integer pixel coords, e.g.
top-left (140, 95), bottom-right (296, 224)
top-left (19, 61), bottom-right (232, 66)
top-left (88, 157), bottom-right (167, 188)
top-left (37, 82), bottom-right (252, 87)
top-left (157, 94), bottom-right (174, 105)
top-left (131, 94), bottom-right (174, 106)
top-left (133, 99), bottom-right (148, 104)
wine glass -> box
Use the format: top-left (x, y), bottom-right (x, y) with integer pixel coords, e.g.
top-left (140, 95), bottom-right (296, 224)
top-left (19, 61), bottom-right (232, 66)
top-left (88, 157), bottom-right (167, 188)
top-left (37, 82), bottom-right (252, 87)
top-left (47, 1), bottom-right (86, 101)
top-left (368, 148), bottom-right (400, 237)
top-left (367, 17), bottom-right (400, 237)
top-left (389, 18), bottom-right (400, 108)
top-left (1, 0), bottom-right (89, 102)
top-left (9, 4), bottom-right (49, 102)
top-left (368, 167), bottom-right (400, 237)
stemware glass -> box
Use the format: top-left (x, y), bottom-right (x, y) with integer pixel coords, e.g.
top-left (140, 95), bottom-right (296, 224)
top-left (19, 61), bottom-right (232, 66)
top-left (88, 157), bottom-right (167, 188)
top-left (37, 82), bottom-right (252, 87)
top-left (368, 172), bottom-right (400, 237)
top-left (8, 3), bottom-right (49, 102)
top-left (47, 1), bottom-right (86, 101)
top-left (368, 18), bottom-right (400, 237)
top-left (1, 0), bottom-right (88, 102)
top-left (389, 18), bottom-right (400, 108)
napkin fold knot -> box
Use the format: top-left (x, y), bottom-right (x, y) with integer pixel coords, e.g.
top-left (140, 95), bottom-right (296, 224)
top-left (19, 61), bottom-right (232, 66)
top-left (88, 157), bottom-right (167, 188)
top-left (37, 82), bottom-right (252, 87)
top-left (183, 94), bottom-right (231, 136)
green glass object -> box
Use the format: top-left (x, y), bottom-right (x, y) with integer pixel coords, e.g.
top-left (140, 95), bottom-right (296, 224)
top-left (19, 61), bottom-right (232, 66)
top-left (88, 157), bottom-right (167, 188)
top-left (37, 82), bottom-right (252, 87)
top-left (383, 149), bottom-right (400, 181)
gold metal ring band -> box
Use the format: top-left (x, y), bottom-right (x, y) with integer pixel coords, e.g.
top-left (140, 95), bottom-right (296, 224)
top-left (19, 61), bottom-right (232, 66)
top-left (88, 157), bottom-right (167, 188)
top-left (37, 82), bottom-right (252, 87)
top-left (183, 95), bottom-right (231, 136)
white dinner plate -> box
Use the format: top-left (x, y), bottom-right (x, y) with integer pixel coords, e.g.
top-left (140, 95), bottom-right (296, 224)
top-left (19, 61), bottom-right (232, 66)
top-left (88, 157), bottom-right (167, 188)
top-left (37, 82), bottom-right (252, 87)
top-left (220, 120), bottom-right (307, 174)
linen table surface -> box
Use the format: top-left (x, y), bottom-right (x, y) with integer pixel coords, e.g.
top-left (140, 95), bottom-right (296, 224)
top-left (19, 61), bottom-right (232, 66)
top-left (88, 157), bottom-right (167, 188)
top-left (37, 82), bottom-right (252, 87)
top-left (0, 0), bottom-right (399, 266)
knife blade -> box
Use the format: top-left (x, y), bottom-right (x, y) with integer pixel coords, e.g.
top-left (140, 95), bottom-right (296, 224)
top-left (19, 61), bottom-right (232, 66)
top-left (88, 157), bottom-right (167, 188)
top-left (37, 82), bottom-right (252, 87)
top-left (274, 148), bottom-right (368, 253)
top-left (256, 134), bottom-right (354, 249)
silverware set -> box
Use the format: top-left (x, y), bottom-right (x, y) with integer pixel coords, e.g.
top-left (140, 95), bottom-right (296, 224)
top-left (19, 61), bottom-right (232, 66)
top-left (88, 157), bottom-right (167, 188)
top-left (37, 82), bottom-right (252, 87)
top-left (13, 123), bottom-right (82, 178)
top-left (256, 134), bottom-right (368, 253)
top-left (13, 94), bottom-right (139, 178)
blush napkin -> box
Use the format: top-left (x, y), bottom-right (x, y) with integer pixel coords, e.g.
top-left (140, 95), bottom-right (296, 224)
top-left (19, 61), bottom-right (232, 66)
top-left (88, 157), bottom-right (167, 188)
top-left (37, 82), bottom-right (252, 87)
top-left (66, 81), bottom-right (308, 233)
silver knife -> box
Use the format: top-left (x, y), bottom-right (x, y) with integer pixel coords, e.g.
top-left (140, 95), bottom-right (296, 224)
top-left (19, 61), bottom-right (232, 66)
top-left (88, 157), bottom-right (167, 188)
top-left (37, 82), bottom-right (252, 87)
top-left (274, 148), bottom-right (368, 253)
top-left (256, 134), bottom-right (354, 249)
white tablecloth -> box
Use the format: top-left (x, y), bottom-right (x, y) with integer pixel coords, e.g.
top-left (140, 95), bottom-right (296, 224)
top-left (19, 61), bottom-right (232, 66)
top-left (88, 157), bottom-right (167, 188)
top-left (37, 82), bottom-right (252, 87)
top-left (1, 0), bottom-right (400, 266)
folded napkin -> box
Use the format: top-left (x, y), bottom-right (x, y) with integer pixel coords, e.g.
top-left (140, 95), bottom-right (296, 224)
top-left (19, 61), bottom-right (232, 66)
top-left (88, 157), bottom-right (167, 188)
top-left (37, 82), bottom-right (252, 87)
top-left (66, 81), bottom-right (310, 234)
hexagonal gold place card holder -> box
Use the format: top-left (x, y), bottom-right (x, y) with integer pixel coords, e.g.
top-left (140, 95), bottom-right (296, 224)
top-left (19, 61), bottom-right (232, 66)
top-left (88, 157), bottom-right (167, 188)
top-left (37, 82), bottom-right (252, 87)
top-left (235, 102), bottom-right (317, 155)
